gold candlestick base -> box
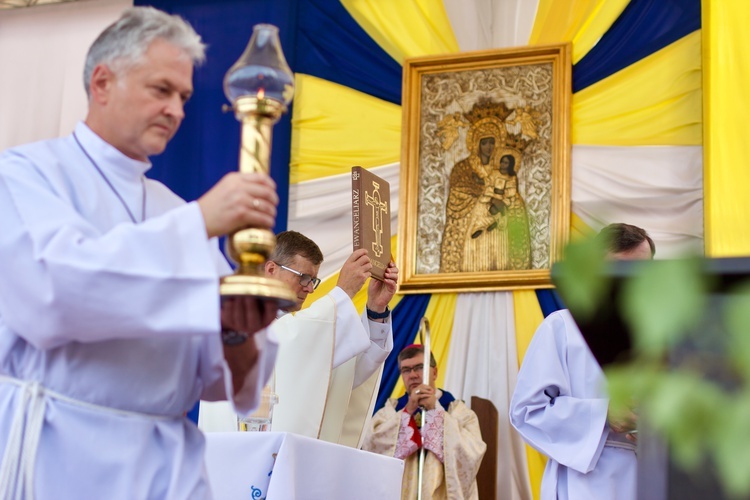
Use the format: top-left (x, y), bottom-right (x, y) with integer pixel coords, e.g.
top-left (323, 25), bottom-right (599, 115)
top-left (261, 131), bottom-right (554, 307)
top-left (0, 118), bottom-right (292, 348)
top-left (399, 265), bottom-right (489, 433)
top-left (220, 274), bottom-right (296, 305)
top-left (220, 226), bottom-right (296, 308)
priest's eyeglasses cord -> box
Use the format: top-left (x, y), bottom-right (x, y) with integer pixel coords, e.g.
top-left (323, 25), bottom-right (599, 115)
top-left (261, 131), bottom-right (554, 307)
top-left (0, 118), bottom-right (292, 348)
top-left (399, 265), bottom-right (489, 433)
top-left (73, 132), bottom-right (146, 224)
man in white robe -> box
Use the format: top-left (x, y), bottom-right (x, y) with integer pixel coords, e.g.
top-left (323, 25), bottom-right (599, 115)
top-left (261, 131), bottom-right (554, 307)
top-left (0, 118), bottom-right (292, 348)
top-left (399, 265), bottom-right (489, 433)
top-left (509, 223), bottom-right (656, 500)
top-left (362, 344), bottom-right (486, 499)
top-left (201, 230), bottom-right (398, 447)
top-left (0, 8), bottom-right (281, 499)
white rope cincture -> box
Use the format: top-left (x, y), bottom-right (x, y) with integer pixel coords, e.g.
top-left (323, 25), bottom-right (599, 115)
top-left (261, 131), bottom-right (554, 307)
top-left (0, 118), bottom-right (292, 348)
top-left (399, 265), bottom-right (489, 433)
top-left (0, 376), bottom-right (178, 499)
top-left (0, 380), bottom-right (45, 500)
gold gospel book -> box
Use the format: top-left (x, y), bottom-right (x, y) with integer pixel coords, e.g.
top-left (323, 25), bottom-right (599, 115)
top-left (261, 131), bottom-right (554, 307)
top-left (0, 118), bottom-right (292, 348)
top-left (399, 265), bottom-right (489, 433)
top-left (352, 166), bottom-right (391, 281)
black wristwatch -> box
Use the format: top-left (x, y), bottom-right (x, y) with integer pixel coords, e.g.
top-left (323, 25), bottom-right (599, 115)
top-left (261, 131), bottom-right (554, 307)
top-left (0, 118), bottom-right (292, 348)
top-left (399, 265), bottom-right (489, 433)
top-left (366, 306), bottom-right (390, 320)
top-left (221, 329), bottom-right (249, 346)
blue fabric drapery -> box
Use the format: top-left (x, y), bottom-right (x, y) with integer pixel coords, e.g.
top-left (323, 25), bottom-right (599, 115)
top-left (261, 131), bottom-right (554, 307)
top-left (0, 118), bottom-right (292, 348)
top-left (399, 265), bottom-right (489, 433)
top-left (536, 289), bottom-right (566, 318)
top-left (139, 0), bottom-right (405, 424)
top-left (295, 0), bottom-right (402, 105)
top-left (573, 0), bottom-right (701, 92)
top-left (137, 0), bottom-right (301, 231)
top-left (137, 0), bottom-right (301, 423)
top-left (139, 0), bottom-right (405, 226)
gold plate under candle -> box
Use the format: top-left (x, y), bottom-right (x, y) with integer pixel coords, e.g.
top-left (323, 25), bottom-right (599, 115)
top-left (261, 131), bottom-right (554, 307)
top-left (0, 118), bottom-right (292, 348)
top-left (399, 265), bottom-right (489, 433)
top-left (220, 274), bottom-right (296, 309)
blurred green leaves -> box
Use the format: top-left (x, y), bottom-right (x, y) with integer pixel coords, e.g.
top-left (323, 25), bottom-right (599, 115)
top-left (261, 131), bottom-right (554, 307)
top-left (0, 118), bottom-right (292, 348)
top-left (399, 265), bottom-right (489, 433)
top-left (713, 393), bottom-right (750, 496)
top-left (555, 234), bottom-right (750, 497)
top-left (622, 258), bottom-right (707, 356)
top-left (724, 282), bottom-right (750, 381)
top-left (553, 236), bottom-right (609, 321)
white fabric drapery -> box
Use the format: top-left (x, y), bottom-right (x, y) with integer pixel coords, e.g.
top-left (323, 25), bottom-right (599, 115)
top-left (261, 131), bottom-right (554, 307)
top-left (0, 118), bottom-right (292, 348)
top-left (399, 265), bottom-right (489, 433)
top-left (572, 145), bottom-right (704, 258)
top-left (443, 0), bottom-right (540, 51)
top-left (444, 292), bottom-right (532, 500)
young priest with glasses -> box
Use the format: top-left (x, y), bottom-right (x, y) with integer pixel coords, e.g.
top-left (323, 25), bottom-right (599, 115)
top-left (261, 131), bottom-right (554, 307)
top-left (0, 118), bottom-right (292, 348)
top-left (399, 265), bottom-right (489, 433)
top-left (201, 230), bottom-right (398, 447)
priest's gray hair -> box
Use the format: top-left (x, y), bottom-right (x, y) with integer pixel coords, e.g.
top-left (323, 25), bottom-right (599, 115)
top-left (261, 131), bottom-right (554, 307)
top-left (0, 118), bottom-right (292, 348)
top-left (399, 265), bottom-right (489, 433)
top-left (83, 6), bottom-right (206, 98)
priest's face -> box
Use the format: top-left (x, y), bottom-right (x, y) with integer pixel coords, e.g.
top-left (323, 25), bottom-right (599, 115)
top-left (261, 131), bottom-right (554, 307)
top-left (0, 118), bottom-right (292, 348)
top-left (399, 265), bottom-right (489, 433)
top-left (400, 353), bottom-right (437, 393)
top-left (89, 38), bottom-right (194, 161)
top-left (272, 254), bottom-right (320, 312)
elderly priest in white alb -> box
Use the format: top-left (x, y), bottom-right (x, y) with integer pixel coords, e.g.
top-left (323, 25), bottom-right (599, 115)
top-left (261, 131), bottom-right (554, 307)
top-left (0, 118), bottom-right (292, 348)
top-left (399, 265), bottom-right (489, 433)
top-left (0, 8), bottom-right (281, 499)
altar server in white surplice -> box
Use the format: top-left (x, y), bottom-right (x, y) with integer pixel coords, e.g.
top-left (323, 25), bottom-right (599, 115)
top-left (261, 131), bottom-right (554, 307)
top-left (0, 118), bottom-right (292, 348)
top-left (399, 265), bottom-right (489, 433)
top-left (509, 223), bottom-right (655, 500)
top-left (0, 8), bottom-right (282, 500)
top-left (200, 230), bottom-right (398, 447)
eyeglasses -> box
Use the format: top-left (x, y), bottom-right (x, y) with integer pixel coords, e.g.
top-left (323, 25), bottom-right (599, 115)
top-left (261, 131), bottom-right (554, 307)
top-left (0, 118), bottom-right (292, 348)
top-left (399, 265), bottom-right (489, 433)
top-left (399, 363), bottom-right (424, 376)
top-left (274, 262), bottom-right (321, 290)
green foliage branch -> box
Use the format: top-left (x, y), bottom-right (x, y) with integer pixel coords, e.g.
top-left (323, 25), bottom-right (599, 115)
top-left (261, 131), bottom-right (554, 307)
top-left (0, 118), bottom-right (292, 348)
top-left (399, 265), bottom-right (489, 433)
top-left (556, 238), bottom-right (750, 497)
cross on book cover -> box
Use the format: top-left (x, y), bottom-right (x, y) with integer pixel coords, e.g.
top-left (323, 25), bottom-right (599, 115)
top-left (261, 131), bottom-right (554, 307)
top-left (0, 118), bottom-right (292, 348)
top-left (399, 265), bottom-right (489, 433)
top-left (351, 166), bottom-right (391, 281)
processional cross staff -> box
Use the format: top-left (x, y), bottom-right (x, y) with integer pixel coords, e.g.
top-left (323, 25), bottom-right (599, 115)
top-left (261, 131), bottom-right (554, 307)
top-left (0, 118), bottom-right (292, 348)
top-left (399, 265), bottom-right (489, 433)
top-left (417, 317), bottom-right (431, 500)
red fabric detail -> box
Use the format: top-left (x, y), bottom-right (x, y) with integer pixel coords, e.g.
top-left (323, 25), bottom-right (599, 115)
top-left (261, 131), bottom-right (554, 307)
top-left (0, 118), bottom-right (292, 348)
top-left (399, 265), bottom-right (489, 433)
top-left (401, 343), bottom-right (423, 353)
top-left (407, 411), bottom-right (422, 448)
top-left (395, 410), bottom-right (421, 459)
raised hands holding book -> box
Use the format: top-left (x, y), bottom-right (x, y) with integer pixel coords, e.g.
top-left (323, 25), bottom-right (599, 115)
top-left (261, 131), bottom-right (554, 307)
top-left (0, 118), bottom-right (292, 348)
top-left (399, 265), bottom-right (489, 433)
top-left (336, 249), bottom-right (398, 323)
top-left (336, 249), bottom-right (373, 298)
top-left (367, 261), bottom-right (398, 322)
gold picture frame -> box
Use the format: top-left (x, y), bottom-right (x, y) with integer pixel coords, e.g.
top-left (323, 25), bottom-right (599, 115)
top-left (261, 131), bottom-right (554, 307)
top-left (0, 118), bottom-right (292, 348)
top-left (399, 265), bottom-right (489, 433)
top-left (398, 44), bottom-right (571, 293)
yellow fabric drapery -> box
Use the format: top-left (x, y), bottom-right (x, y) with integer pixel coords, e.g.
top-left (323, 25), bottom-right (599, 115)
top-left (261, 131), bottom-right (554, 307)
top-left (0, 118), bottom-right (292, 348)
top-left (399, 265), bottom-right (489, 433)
top-left (528, 0), bottom-right (630, 63)
top-left (513, 289), bottom-right (547, 500)
top-left (571, 212), bottom-right (595, 241)
top-left (573, 30), bottom-right (702, 146)
top-left (513, 291), bottom-right (545, 367)
top-left (703, 0), bottom-right (750, 256)
top-left (290, 74), bottom-right (401, 184)
top-left (340, 0), bottom-right (459, 63)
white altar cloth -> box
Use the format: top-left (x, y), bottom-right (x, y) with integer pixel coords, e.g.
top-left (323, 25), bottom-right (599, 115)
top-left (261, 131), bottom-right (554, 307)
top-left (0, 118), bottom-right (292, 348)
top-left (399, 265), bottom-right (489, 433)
top-left (204, 432), bottom-right (404, 499)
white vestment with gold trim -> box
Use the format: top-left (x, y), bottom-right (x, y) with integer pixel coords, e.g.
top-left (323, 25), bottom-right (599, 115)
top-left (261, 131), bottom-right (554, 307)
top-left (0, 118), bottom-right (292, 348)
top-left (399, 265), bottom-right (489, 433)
top-left (200, 286), bottom-right (391, 448)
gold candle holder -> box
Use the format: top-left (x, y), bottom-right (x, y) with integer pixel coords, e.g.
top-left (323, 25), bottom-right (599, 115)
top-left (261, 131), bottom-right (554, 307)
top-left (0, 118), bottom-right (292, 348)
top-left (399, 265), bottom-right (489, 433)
top-left (219, 24), bottom-right (295, 308)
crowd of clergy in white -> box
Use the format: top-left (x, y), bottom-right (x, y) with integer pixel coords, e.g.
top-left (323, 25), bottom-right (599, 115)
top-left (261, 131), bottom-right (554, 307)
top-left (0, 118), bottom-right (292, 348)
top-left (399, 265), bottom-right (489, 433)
top-left (0, 4), bottom-right (654, 499)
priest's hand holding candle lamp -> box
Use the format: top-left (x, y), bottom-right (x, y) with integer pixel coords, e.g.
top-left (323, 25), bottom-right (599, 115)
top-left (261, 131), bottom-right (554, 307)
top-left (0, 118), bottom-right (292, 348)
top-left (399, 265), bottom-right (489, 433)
top-left (218, 24), bottom-right (295, 430)
top-left (219, 24), bottom-right (296, 309)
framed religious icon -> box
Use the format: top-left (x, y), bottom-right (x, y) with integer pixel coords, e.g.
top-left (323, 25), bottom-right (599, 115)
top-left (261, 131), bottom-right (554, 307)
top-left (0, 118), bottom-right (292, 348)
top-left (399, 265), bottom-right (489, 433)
top-left (398, 44), bottom-right (572, 293)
